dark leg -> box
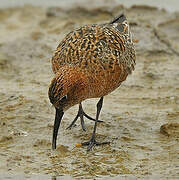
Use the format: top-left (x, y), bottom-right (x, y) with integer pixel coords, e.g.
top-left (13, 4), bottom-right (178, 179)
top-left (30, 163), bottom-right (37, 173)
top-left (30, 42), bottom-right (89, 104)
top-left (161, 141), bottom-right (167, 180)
top-left (79, 104), bottom-right (86, 131)
top-left (82, 97), bottom-right (110, 151)
top-left (66, 103), bottom-right (102, 131)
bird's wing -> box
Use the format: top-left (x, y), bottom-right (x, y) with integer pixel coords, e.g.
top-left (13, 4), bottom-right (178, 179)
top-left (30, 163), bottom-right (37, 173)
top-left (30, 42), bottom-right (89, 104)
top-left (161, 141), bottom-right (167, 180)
top-left (51, 24), bottom-right (135, 74)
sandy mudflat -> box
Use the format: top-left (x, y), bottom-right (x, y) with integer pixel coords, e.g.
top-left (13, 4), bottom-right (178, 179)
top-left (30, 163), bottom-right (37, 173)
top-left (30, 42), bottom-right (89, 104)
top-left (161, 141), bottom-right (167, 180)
top-left (0, 2), bottom-right (179, 180)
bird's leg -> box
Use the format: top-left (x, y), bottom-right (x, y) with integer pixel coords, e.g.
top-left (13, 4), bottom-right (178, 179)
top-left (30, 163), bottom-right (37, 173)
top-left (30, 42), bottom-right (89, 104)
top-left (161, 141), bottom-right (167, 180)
top-left (81, 97), bottom-right (110, 151)
top-left (66, 103), bottom-right (102, 131)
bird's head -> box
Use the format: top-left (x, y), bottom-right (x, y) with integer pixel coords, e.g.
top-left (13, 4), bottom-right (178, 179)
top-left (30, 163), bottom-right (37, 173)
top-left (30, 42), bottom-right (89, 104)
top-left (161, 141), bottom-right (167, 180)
top-left (48, 75), bottom-right (73, 112)
top-left (48, 68), bottom-right (86, 112)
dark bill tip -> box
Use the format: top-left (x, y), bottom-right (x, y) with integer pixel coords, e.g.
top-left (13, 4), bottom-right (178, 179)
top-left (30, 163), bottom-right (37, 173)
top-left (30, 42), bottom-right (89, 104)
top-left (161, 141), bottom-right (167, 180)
top-left (52, 108), bottom-right (64, 150)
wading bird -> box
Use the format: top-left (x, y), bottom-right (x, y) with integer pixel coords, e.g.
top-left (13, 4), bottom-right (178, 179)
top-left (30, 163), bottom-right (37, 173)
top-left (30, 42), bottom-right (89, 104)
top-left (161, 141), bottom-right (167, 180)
top-left (48, 14), bottom-right (136, 151)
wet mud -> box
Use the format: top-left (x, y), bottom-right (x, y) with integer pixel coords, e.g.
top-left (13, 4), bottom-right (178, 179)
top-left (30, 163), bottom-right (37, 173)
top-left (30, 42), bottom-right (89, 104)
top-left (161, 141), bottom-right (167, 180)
top-left (0, 3), bottom-right (179, 179)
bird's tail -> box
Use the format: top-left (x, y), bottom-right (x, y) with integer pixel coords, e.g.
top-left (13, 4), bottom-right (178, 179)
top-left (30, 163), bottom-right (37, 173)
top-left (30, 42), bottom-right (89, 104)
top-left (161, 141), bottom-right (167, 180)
top-left (110, 14), bottom-right (126, 24)
top-left (109, 14), bottom-right (131, 38)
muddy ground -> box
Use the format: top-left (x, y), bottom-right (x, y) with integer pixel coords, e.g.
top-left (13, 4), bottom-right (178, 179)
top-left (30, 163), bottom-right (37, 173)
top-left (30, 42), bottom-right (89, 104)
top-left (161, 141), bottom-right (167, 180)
top-left (0, 3), bottom-right (179, 180)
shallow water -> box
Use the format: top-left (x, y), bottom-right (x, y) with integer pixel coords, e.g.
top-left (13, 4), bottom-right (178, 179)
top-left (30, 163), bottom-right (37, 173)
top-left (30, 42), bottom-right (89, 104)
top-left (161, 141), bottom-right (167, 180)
top-left (0, 2), bottom-right (179, 180)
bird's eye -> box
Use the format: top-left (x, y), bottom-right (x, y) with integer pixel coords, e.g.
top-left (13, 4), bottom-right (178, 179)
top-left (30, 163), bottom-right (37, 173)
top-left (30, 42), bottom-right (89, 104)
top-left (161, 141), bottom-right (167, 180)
top-left (60, 95), bottom-right (67, 102)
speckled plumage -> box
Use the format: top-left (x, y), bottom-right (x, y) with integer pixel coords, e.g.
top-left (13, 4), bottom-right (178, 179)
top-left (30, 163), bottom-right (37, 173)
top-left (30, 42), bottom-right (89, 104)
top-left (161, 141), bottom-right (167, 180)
top-left (49, 15), bottom-right (136, 110)
top-left (48, 14), bottom-right (136, 150)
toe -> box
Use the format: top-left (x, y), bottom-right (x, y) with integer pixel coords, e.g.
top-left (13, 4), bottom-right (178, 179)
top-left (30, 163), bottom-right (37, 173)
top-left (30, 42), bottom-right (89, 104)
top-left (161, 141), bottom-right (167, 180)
top-left (87, 141), bottom-right (95, 151)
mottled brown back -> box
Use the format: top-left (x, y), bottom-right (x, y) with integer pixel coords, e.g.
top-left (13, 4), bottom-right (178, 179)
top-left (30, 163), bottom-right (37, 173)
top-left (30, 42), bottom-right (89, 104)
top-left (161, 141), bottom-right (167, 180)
top-left (52, 17), bottom-right (136, 74)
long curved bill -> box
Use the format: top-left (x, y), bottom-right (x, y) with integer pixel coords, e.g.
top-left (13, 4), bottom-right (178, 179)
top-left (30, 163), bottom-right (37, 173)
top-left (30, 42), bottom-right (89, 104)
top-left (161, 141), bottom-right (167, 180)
top-left (52, 108), bottom-right (64, 150)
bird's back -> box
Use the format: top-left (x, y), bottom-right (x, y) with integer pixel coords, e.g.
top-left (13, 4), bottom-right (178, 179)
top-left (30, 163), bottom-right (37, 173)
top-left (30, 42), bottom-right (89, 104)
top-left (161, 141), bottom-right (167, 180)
top-left (51, 15), bottom-right (136, 98)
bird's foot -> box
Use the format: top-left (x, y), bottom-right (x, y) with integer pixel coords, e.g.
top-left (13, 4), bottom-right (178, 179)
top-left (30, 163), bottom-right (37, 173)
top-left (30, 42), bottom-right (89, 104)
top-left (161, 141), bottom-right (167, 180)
top-left (66, 105), bottom-right (103, 131)
top-left (82, 136), bottom-right (110, 151)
